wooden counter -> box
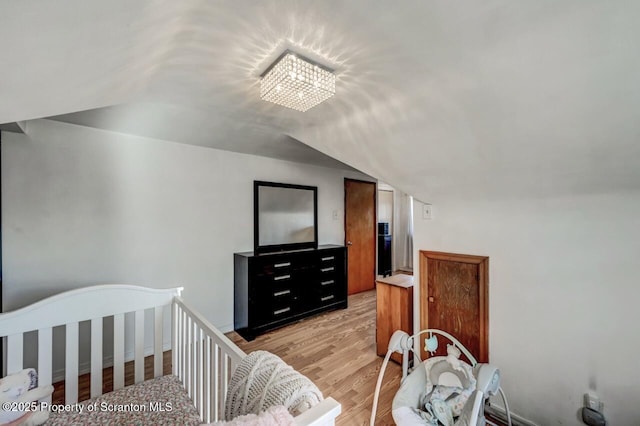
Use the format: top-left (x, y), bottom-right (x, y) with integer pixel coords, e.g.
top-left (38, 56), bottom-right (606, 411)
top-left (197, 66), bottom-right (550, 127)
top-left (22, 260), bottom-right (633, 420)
top-left (376, 274), bottom-right (413, 364)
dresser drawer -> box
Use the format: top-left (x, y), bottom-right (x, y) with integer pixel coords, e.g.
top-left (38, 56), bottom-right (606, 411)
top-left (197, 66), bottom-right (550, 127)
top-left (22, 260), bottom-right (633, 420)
top-left (252, 256), bottom-right (294, 276)
top-left (319, 264), bottom-right (337, 274)
top-left (252, 270), bottom-right (303, 295)
top-left (256, 283), bottom-right (298, 302)
top-left (319, 253), bottom-right (338, 269)
top-left (316, 292), bottom-right (338, 306)
top-left (255, 306), bottom-right (295, 324)
top-left (318, 277), bottom-right (337, 290)
top-left (319, 253), bottom-right (338, 264)
top-left (261, 270), bottom-right (296, 284)
top-left (253, 297), bottom-right (298, 324)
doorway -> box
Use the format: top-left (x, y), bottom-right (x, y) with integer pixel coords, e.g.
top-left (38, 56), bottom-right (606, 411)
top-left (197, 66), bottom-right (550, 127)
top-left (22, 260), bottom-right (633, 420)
top-left (344, 179), bottom-right (376, 295)
top-left (377, 189), bottom-right (393, 277)
top-left (419, 250), bottom-right (489, 363)
top-left (376, 186), bottom-right (414, 277)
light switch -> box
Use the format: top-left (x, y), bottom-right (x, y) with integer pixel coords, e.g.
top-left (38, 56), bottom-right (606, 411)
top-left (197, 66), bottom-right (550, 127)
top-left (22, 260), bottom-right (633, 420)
top-left (422, 204), bottom-right (433, 220)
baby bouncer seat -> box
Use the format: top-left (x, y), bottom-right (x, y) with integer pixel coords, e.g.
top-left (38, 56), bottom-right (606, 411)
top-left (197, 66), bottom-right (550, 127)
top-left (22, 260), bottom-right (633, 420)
top-left (371, 329), bottom-right (511, 426)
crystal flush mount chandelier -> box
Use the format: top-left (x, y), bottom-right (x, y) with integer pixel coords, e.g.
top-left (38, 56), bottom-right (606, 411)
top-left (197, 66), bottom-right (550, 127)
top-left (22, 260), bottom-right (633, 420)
top-left (260, 51), bottom-right (335, 112)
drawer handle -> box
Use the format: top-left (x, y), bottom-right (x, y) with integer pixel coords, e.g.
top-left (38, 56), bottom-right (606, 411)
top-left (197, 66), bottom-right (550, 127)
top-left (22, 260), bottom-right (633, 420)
top-left (274, 262), bottom-right (291, 268)
top-left (321, 256), bottom-right (335, 261)
top-left (320, 267), bottom-right (334, 272)
top-left (274, 274), bottom-right (291, 281)
top-left (321, 280), bottom-right (334, 286)
top-left (274, 307), bottom-right (291, 315)
top-left (274, 290), bottom-right (291, 297)
top-left (320, 295), bottom-right (335, 302)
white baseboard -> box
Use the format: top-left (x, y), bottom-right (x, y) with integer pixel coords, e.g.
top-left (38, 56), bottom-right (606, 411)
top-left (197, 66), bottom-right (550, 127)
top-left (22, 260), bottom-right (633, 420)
top-left (52, 342), bottom-right (172, 383)
top-left (486, 404), bottom-right (538, 426)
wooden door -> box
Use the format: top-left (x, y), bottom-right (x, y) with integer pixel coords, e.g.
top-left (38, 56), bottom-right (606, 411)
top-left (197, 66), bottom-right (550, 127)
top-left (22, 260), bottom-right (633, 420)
top-left (344, 179), bottom-right (376, 295)
top-left (420, 251), bottom-right (489, 363)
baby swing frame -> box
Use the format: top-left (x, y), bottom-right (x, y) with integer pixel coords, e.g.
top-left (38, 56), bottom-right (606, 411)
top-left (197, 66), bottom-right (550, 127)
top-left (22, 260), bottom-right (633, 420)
top-left (370, 328), bottom-right (512, 426)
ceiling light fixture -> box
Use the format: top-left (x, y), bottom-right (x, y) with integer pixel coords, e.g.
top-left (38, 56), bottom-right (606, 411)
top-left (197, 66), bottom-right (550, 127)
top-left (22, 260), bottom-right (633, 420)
top-left (260, 50), bottom-right (335, 112)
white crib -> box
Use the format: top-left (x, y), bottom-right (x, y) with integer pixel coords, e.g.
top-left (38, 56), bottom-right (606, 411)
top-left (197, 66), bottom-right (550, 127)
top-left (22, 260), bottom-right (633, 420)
top-left (0, 285), bottom-right (340, 425)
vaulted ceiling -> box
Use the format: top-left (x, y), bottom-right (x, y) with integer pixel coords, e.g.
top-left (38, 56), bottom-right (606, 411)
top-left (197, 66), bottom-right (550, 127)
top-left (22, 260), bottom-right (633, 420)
top-left (2, 0), bottom-right (638, 201)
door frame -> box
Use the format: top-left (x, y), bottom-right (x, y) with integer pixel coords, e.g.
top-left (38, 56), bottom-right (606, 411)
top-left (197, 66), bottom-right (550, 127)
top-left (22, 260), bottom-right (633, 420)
top-left (419, 250), bottom-right (489, 362)
top-left (344, 178), bottom-right (377, 294)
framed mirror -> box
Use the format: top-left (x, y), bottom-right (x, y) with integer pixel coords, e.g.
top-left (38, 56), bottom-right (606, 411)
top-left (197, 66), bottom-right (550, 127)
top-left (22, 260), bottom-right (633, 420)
top-left (254, 181), bottom-right (318, 254)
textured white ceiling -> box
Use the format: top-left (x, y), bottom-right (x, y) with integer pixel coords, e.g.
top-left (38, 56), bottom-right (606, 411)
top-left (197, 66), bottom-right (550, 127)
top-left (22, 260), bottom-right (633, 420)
top-left (1, 0), bottom-right (639, 198)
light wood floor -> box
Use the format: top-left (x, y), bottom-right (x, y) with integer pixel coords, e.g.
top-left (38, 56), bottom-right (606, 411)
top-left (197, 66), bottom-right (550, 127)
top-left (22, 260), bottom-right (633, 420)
top-left (227, 290), bottom-right (401, 426)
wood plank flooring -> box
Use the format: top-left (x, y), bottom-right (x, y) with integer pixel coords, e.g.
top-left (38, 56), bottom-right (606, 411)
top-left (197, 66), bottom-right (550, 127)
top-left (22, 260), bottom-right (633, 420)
top-left (227, 289), bottom-right (401, 426)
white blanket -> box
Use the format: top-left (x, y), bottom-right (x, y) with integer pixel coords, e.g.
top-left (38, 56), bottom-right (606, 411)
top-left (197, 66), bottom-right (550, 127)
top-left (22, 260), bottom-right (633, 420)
top-left (224, 350), bottom-right (322, 421)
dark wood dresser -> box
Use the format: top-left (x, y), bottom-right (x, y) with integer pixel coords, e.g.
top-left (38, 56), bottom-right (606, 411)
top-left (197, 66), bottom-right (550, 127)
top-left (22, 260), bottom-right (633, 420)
top-left (234, 245), bottom-right (347, 340)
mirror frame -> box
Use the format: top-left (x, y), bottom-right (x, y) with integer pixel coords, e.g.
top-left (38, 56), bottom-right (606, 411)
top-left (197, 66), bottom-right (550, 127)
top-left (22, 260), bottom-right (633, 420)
top-left (254, 180), bottom-right (318, 254)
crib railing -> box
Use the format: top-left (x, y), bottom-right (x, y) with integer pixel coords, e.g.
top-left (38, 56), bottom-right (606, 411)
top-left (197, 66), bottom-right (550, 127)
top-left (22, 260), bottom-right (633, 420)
top-left (0, 285), bottom-right (182, 405)
top-left (173, 296), bottom-right (245, 423)
top-left (1, 285), bottom-right (339, 425)
top-left (0, 285), bottom-right (246, 423)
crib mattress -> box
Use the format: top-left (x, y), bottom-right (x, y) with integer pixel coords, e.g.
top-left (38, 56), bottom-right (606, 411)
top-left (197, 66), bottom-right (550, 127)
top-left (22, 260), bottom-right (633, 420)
top-left (46, 374), bottom-right (202, 425)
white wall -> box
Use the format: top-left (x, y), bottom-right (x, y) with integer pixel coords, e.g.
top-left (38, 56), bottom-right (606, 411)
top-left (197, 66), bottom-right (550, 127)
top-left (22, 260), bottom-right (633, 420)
top-left (412, 192), bottom-right (640, 425)
top-left (377, 190), bottom-right (393, 228)
top-left (394, 190), bottom-right (413, 272)
top-left (1, 119), bottom-right (370, 332)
